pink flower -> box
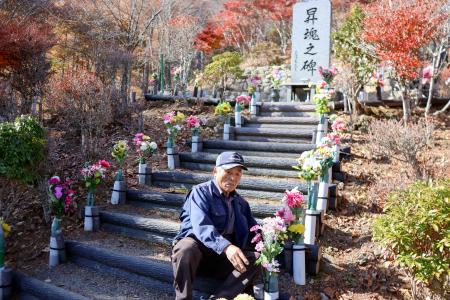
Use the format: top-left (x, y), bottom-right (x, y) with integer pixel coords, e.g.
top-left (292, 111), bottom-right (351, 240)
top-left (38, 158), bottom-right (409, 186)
top-left (236, 95), bottom-right (251, 105)
top-left (55, 186), bottom-right (63, 199)
top-left (319, 81), bottom-right (327, 89)
top-left (48, 176), bottom-right (60, 185)
top-left (135, 133), bottom-right (144, 139)
top-left (283, 188), bottom-right (305, 208)
top-left (275, 207), bottom-right (295, 224)
top-left (332, 119), bottom-right (346, 133)
top-left (251, 233), bottom-right (262, 244)
top-left (163, 112), bottom-right (175, 123)
top-left (255, 241), bottom-right (265, 252)
top-left (185, 115), bottom-right (200, 129)
top-left (250, 224), bottom-right (261, 232)
top-left (422, 66), bottom-right (433, 84)
top-left (327, 133), bottom-right (341, 145)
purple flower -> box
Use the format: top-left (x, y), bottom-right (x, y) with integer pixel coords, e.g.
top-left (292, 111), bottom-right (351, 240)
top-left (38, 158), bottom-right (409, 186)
top-left (55, 186), bottom-right (63, 199)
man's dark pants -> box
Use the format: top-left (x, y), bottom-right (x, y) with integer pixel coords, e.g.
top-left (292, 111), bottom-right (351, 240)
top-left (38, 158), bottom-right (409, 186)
top-left (172, 236), bottom-right (260, 300)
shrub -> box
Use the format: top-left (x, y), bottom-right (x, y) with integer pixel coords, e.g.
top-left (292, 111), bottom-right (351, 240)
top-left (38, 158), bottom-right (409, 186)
top-left (45, 70), bottom-right (112, 159)
top-left (372, 179), bottom-right (450, 297)
top-left (0, 115), bottom-right (46, 183)
top-left (368, 118), bottom-right (433, 179)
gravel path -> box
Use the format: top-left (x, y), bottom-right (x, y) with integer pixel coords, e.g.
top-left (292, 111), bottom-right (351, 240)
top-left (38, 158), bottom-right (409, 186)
top-left (27, 261), bottom-right (173, 300)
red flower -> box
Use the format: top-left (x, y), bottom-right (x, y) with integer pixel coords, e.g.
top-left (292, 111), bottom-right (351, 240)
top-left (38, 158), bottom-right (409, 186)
top-left (98, 160), bottom-right (110, 168)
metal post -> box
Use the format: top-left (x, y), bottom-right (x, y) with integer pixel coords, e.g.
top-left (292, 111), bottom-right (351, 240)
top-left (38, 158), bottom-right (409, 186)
top-left (160, 54), bottom-right (165, 93)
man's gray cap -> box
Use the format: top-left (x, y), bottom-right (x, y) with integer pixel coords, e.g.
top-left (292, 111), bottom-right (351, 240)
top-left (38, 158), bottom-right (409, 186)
top-left (215, 151), bottom-right (248, 170)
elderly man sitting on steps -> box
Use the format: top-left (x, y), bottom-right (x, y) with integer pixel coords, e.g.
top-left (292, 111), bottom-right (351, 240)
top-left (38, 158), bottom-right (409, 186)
top-left (171, 151), bottom-right (260, 300)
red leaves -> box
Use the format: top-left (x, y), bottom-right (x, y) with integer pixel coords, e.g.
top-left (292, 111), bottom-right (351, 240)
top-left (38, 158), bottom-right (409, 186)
top-left (0, 19), bottom-right (55, 72)
top-left (363, 0), bottom-right (448, 81)
top-left (194, 0), bottom-right (295, 53)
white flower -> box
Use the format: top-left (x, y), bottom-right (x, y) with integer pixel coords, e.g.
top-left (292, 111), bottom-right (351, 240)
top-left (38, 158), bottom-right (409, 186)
top-left (175, 125), bottom-right (181, 131)
top-left (149, 142), bottom-right (157, 150)
top-left (140, 141), bottom-right (149, 151)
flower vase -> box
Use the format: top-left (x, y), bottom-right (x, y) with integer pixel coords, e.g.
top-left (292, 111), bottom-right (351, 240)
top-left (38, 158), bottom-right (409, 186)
top-left (316, 123), bottom-right (325, 146)
top-left (316, 175), bottom-right (329, 214)
top-left (293, 243), bottom-right (306, 285)
top-left (235, 105), bottom-right (242, 128)
top-left (138, 162), bottom-right (151, 185)
top-left (305, 182), bottom-right (319, 245)
top-left (49, 217), bottom-right (66, 267)
top-left (223, 118), bottom-right (230, 140)
top-left (250, 93), bottom-right (258, 115)
top-left (270, 88), bottom-right (280, 102)
top-left (111, 170), bottom-right (127, 205)
top-left (84, 191), bottom-right (100, 232)
top-left (328, 166), bottom-right (333, 184)
top-left (191, 134), bottom-right (200, 153)
top-left (263, 272), bottom-right (279, 300)
top-left (333, 144), bottom-right (340, 163)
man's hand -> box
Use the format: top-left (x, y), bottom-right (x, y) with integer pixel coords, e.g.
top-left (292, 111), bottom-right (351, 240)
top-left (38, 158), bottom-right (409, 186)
top-left (224, 244), bottom-right (249, 273)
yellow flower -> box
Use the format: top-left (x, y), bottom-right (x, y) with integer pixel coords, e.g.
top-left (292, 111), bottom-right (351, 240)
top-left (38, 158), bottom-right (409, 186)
top-left (234, 294), bottom-right (255, 300)
top-left (176, 112), bottom-right (186, 122)
top-left (288, 223), bottom-right (305, 235)
top-left (1, 222), bottom-right (10, 237)
top-left (142, 135), bottom-right (151, 141)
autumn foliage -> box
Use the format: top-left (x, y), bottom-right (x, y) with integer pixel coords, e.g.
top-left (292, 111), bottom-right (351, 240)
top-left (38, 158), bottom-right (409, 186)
top-left (363, 0), bottom-right (448, 81)
top-left (194, 0), bottom-right (295, 53)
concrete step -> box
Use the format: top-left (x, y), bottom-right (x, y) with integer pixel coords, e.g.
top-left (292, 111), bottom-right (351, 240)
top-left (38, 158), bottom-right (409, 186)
top-left (234, 127), bottom-right (313, 139)
top-left (13, 271), bottom-right (88, 300)
top-left (243, 123), bottom-right (317, 130)
top-left (260, 111), bottom-right (317, 117)
top-left (64, 239), bottom-right (215, 297)
top-left (259, 103), bottom-right (316, 113)
top-left (126, 190), bottom-right (281, 218)
top-left (246, 116), bottom-right (319, 125)
top-left (180, 152), bottom-right (298, 170)
top-left (234, 135), bottom-right (313, 143)
top-left (202, 139), bottom-right (315, 154)
top-left (151, 171), bottom-right (307, 200)
top-left (204, 148), bottom-right (300, 158)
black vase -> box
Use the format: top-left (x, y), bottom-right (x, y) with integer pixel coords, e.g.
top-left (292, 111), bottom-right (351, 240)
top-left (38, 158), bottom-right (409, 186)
top-left (270, 88), bottom-right (280, 102)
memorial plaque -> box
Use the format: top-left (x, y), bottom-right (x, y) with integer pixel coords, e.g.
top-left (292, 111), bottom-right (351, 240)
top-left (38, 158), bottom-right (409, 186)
top-left (291, 0), bottom-right (332, 83)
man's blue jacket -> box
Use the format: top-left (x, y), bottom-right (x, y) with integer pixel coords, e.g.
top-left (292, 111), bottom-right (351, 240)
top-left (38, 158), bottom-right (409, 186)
top-left (173, 180), bottom-right (258, 255)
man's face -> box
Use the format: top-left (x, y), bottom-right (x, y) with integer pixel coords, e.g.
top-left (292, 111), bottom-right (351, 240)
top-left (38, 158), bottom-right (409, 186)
top-left (213, 166), bottom-right (243, 194)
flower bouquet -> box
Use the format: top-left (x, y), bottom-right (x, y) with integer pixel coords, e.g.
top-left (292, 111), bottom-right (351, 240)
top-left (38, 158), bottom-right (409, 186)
top-left (318, 66), bottom-right (337, 85)
top-left (163, 111), bottom-right (184, 169)
top-left (250, 217), bottom-right (287, 300)
top-left (81, 160), bottom-right (110, 231)
top-left (215, 102), bottom-right (233, 140)
top-left (330, 116), bottom-right (347, 163)
top-left (235, 95), bottom-right (251, 128)
top-left (293, 150), bottom-right (323, 244)
top-left (314, 145), bottom-right (334, 213)
top-left (185, 115), bottom-right (204, 153)
top-left (0, 218), bottom-right (12, 296)
top-left (133, 133), bottom-right (157, 183)
top-left (110, 140), bottom-right (129, 204)
top-left (247, 74), bottom-right (262, 95)
top-left (266, 68), bottom-right (286, 102)
top-left (47, 175), bottom-right (76, 266)
top-left (277, 187), bottom-right (307, 285)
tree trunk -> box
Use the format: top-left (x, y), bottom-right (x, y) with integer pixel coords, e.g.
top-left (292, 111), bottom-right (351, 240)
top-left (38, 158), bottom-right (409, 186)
top-left (142, 60), bottom-right (149, 94)
top-left (120, 62), bottom-right (129, 112)
top-left (401, 87), bottom-right (411, 123)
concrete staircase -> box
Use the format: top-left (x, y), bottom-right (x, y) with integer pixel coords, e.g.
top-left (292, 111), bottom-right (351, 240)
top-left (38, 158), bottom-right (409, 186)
top-left (13, 101), bottom-right (344, 299)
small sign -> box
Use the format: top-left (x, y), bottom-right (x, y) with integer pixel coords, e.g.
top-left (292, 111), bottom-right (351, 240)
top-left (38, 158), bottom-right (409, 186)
top-left (291, 0), bottom-right (331, 83)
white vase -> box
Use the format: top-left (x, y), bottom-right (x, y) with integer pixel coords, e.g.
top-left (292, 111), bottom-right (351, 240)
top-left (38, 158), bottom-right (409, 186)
top-left (316, 181), bottom-right (329, 214)
top-left (328, 167), bottom-right (332, 184)
top-left (293, 244), bottom-right (306, 285)
top-left (316, 123), bottom-right (325, 145)
top-left (84, 206), bottom-right (99, 231)
top-left (333, 144), bottom-right (340, 163)
top-left (304, 209), bottom-right (317, 245)
top-left (223, 123), bottom-right (230, 140)
top-left (49, 235), bottom-right (59, 267)
top-left (250, 93), bottom-right (258, 115)
top-left (138, 163), bottom-right (147, 184)
top-left (191, 135), bottom-right (199, 153)
top-left (110, 180), bottom-right (122, 205)
top-left (235, 110), bottom-right (241, 128)
top-left (167, 147), bottom-right (175, 170)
